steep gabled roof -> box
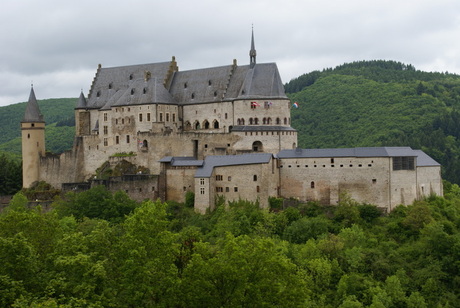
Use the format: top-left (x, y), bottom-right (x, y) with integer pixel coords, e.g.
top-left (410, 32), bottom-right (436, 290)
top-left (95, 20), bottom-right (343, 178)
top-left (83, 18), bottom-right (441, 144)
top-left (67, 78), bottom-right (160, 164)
top-left (76, 91), bottom-right (87, 109)
top-left (22, 87), bottom-right (44, 123)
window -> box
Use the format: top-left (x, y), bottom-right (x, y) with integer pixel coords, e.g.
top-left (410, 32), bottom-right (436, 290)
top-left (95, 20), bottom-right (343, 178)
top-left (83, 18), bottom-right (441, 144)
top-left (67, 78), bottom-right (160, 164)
top-left (393, 157), bottom-right (415, 170)
top-left (200, 187), bottom-right (205, 195)
top-left (253, 175), bottom-right (258, 181)
top-left (200, 178), bottom-right (205, 185)
top-left (228, 176), bottom-right (232, 181)
top-left (234, 187), bottom-right (238, 192)
top-left (139, 114), bottom-right (143, 122)
top-left (126, 135), bottom-right (130, 143)
top-left (103, 113), bottom-right (108, 121)
top-left (147, 113), bottom-right (151, 121)
top-left (160, 113), bottom-right (163, 122)
top-left (103, 126), bottom-right (108, 135)
top-left (115, 136), bottom-right (119, 144)
top-left (256, 186), bottom-right (260, 193)
top-left (216, 187), bottom-right (223, 193)
top-left (173, 114), bottom-right (176, 122)
top-left (131, 88), bottom-right (135, 95)
top-left (311, 181), bottom-right (315, 189)
top-left (331, 158), bottom-right (335, 164)
top-left (372, 179), bottom-right (377, 184)
top-left (216, 175), bottom-right (223, 181)
top-left (166, 113), bottom-right (170, 122)
top-left (103, 138), bottom-right (108, 146)
top-left (226, 187), bottom-right (230, 192)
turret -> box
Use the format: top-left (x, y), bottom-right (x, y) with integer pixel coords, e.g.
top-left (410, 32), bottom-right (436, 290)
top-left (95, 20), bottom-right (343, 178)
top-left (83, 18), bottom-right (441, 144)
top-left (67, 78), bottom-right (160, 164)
top-left (21, 86), bottom-right (45, 188)
top-left (75, 91), bottom-right (91, 135)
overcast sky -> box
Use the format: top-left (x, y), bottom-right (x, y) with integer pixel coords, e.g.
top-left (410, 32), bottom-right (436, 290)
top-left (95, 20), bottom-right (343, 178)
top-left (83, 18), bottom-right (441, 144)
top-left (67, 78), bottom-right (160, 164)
top-left (1, 0), bottom-right (460, 107)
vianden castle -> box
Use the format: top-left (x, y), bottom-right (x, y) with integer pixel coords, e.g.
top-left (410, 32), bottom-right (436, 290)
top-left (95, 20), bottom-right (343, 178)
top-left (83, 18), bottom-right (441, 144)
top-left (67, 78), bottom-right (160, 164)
top-left (21, 31), bottom-right (443, 213)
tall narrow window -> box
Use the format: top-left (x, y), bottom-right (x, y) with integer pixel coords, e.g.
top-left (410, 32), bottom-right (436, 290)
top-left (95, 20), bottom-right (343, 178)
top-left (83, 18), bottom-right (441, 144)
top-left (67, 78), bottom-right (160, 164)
top-left (126, 135), bottom-right (130, 143)
top-left (311, 181), bottom-right (315, 189)
top-left (103, 113), bottom-right (108, 121)
top-left (147, 113), bottom-right (151, 121)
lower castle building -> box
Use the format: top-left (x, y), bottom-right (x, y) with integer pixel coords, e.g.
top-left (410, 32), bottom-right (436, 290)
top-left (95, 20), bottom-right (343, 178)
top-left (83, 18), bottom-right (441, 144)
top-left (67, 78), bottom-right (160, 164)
top-left (21, 32), bottom-right (443, 212)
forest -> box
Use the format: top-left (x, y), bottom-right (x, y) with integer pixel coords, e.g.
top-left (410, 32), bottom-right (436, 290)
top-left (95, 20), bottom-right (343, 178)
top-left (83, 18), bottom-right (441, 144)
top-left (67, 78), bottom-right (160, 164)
top-left (1, 184), bottom-right (460, 307)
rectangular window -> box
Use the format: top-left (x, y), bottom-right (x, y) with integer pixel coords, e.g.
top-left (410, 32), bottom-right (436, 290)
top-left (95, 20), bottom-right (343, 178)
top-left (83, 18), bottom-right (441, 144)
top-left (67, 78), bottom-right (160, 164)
top-left (216, 175), bottom-right (223, 181)
top-left (126, 135), bottom-right (130, 143)
top-left (166, 113), bottom-right (170, 122)
top-left (103, 113), bottom-right (108, 121)
top-left (103, 138), bottom-right (108, 146)
top-left (139, 114), bottom-right (143, 122)
top-left (103, 126), bottom-right (108, 135)
top-left (159, 113), bottom-right (163, 122)
top-left (228, 176), bottom-right (231, 181)
top-left (226, 187), bottom-right (230, 192)
top-left (115, 136), bottom-right (119, 144)
top-left (216, 187), bottom-right (223, 193)
top-left (200, 178), bottom-right (205, 185)
top-left (234, 187), bottom-right (238, 192)
top-left (173, 113), bottom-right (176, 122)
top-left (393, 157), bottom-right (415, 170)
top-left (200, 187), bottom-right (205, 195)
top-left (147, 113), bottom-right (151, 121)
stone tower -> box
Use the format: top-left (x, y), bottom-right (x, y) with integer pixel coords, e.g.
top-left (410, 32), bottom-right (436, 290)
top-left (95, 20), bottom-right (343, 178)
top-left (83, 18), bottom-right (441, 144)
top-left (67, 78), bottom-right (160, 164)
top-left (21, 86), bottom-right (45, 188)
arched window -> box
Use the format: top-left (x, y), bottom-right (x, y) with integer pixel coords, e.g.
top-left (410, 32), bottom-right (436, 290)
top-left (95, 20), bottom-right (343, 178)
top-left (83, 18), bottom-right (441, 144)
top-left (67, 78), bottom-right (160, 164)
top-left (194, 121), bottom-right (200, 130)
top-left (262, 118), bottom-right (266, 124)
top-left (254, 118), bottom-right (259, 125)
top-left (267, 117), bottom-right (272, 124)
top-left (185, 121), bottom-right (192, 131)
top-left (237, 118), bottom-right (241, 125)
top-left (276, 117), bottom-right (280, 124)
top-left (252, 141), bottom-right (263, 152)
top-left (213, 120), bottom-right (219, 129)
top-left (284, 117), bottom-right (287, 125)
top-left (311, 181), bottom-right (315, 189)
top-left (249, 118), bottom-right (253, 125)
top-left (142, 140), bottom-right (148, 148)
top-left (241, 118), bottom-right (245, 125)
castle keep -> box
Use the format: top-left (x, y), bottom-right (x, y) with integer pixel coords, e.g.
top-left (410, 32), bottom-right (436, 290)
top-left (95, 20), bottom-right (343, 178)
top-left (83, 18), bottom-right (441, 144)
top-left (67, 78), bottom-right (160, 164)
top-left (22, 31), bottom-right (443, 212)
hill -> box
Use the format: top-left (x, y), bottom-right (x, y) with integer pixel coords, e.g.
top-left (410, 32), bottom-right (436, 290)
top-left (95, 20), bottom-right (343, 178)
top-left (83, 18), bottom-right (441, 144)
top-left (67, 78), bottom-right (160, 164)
top-left (287, 60), bottom-right (460, 184)
top-left (0, 98), bottom-right (76, 158)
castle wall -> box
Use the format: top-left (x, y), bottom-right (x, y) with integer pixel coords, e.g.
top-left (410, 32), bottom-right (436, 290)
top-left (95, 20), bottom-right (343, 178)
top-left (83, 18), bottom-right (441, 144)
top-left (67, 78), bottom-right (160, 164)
top-left (232, 99), bottom-right (292, 126)
top-left (416, 165), bottom-right (443, 198)
top-left (182, 101), bottom-right (233, 132)
top-left (164, 167), bottom-right (196, 203)
top-left (194, 159), bottom-right (278, 213)
top-left (231, 130), bottom-right (297, 154)
top-left (279, 156), bottom-right (392, 210)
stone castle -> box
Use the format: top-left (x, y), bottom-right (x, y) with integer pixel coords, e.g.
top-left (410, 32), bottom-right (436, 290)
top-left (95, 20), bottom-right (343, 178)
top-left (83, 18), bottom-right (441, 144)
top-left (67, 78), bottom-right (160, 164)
top-left (21, 31), bottom-right (443, 213)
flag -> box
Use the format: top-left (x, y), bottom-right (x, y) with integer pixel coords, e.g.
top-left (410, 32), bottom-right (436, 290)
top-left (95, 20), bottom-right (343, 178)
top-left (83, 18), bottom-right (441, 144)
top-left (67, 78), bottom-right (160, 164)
top-left (293, 102), bottom-right (299, 108)
top-left (251, 101), bottom-right (261, 107)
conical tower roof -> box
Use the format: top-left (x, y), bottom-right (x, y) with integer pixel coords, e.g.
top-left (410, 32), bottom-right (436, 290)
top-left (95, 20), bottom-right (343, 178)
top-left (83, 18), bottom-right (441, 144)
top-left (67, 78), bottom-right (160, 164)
top-left (22, 87), bottom-right (44, 122)
top-left (76, 90), bottom-right (88, 109)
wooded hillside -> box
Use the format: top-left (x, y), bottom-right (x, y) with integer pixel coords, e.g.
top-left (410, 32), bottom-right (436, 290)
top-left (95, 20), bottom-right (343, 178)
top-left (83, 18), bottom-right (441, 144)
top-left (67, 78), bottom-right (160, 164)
top-left (287, 60), bottom-right (460, 184)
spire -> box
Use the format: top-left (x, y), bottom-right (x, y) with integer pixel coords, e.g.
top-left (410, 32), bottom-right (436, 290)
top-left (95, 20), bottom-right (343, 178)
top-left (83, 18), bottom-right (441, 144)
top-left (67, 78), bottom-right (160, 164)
top-left (249, 25), bottom-right (257, 68)
top-left (76, 90), bottom-right (88, 109)
top-left (22, 86), bottom-right (44, 122)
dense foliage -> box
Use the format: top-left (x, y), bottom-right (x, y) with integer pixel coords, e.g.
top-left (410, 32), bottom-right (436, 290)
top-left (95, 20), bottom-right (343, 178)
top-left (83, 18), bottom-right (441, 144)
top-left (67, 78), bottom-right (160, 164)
top-left (287, 60), bottom-right (460, 184)
top-left (1, 185), bottom-right (460, 306)
top-left (0, 154), bottom-right (21, 195)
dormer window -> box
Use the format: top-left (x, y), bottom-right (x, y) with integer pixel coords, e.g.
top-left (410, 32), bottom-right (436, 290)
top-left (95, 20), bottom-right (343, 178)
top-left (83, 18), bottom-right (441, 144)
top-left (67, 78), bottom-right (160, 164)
top-left (108, 83), bottom-right (113, 89)
top-left (96, 91), bottom-right (101, 97)
top-left (184, 82), bottom-right (188, 89)
top-left (129, 74), bottom-right (134, 80)
top-left (214, 91), bottom-right (217, 97)
top-left (131, 89), bottom-right (135, 95)
top-left (208, 80), bottom-right (212, 86)
top-left (191, 93), bottom-right (195, 99)
top-left (143, 87), bottom-right (147, 94)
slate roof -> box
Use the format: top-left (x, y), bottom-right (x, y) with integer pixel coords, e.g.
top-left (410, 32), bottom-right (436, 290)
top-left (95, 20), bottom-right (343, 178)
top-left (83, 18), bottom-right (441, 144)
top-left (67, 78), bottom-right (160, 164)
top-left (159, 156), bottom-right (204, 167)
top-left (76, 91), bottom-right (87, 109)
top-left (194, 153), bottom-right (273, 178)
top-left (277, 147), bottom-right (441, 166)
top-left (22, 87), bottom-right (44, 122)
top-left (84, 60), bottom-right (287, 110)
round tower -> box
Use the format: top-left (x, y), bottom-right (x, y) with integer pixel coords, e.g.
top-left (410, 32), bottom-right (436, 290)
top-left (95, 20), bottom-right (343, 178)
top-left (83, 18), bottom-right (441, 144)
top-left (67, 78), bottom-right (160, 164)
top-left (21, 86), bottom-right (45, 188)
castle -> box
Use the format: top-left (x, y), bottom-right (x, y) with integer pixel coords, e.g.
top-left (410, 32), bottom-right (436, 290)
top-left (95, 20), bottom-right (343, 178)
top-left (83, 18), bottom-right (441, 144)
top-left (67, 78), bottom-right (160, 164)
top-left (21, 31), bottom-right (443, 213)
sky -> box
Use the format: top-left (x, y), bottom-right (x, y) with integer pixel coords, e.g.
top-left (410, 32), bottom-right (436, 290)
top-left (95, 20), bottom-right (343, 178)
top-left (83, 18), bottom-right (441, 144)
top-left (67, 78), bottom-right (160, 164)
top-left (1, 0), bottom-right (460, 107)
